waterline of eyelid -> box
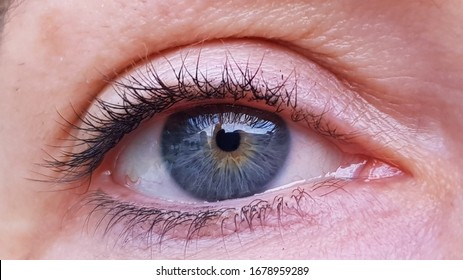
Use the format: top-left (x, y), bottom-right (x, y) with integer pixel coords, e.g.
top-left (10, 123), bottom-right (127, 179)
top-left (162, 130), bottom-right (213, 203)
top-left (73, 155), bottom-right (405, 253)
top-left (116, 156), bottom-right (395, 205)
top-left (261, 159), bottom-right (400, 195)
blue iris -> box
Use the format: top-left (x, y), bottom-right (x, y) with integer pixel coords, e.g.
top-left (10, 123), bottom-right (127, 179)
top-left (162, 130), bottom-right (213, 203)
top-left (161, 105), bottom-right (290, 202)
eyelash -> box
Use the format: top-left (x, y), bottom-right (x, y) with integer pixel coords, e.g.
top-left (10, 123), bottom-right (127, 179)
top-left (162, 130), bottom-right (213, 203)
top-left (45, 57), bottom-right (346, 184)
top-left (79, 179), bottom-right (347, 247)
top-left (42, 55), bottom-right (360, 249)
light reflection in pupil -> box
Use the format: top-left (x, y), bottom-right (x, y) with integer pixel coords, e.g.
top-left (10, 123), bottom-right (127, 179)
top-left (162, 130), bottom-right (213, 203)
top-left (161, 104), bottom-right (290, 202)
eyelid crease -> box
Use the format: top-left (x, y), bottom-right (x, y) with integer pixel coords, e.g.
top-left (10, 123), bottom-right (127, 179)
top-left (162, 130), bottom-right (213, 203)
top-left (42, 54), bottom-right (347, 185)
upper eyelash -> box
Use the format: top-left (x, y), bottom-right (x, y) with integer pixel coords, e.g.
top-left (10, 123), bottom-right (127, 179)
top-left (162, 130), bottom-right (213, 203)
top-left (42, 56), bottom-right (341, 183)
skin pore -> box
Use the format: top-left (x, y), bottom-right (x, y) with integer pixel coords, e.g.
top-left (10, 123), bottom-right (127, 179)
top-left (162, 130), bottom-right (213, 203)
top-left (0, 0), bottom-right (463, 259)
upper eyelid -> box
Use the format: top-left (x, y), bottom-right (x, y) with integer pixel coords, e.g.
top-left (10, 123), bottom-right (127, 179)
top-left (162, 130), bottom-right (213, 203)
top-left (40, 40), bottom-right (415, 185)
top-left (43, 52), bottom-right (340, 184)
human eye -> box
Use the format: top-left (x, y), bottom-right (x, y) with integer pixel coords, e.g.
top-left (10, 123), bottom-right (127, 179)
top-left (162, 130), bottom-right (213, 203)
top-left (42, 40), bottom-right (404, 253)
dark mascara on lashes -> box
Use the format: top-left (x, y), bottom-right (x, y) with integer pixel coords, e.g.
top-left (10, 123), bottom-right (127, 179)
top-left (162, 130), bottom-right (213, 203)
top-left (43, 59), bottom-right (335, 184)
top-left (38, 56), bottom-right (357, 249)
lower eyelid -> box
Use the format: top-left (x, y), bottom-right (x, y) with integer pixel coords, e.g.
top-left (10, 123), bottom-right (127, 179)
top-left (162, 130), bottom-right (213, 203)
top-left (74, 179), bottom-right (344, 243)
top-left (41, 40), bottom-right (413, 255)
top-left (73, 171), bottom-right (407, 249)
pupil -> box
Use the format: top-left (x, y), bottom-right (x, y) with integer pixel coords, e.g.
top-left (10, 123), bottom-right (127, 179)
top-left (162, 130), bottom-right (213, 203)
top-left (215, 128), bottom-right (241, 152)
top-left (161, 104), bottom-right (290, 202)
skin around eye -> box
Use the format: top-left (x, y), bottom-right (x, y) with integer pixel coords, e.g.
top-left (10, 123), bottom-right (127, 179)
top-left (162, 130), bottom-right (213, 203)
top-left (60, 40), bottom-right (406, 247)
top-left (2, 0), bottom-right (462, 260)
top-left (72, 40), bottom-right (410, 184)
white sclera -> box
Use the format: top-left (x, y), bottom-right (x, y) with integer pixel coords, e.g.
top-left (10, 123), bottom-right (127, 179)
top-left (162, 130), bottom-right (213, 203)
top-left (113, 116), bottom-right (205, 202)
top-left (102, 41), bottom-right (370, 203)
top-left (113, 115), bottom-right (351, 203)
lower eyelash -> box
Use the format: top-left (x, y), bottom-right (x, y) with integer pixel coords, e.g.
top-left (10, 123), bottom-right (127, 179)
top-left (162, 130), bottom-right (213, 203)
top-left (74, 179), bottom-right (348, 251)
top-left (37, 51), bottom-right (364, 254)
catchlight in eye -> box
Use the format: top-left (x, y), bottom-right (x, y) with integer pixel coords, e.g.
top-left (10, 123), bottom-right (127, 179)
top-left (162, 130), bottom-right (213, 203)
top-left (111, 98), bottom-right (364, 204)
top-left (161, 104), bottom-right (290, 202)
